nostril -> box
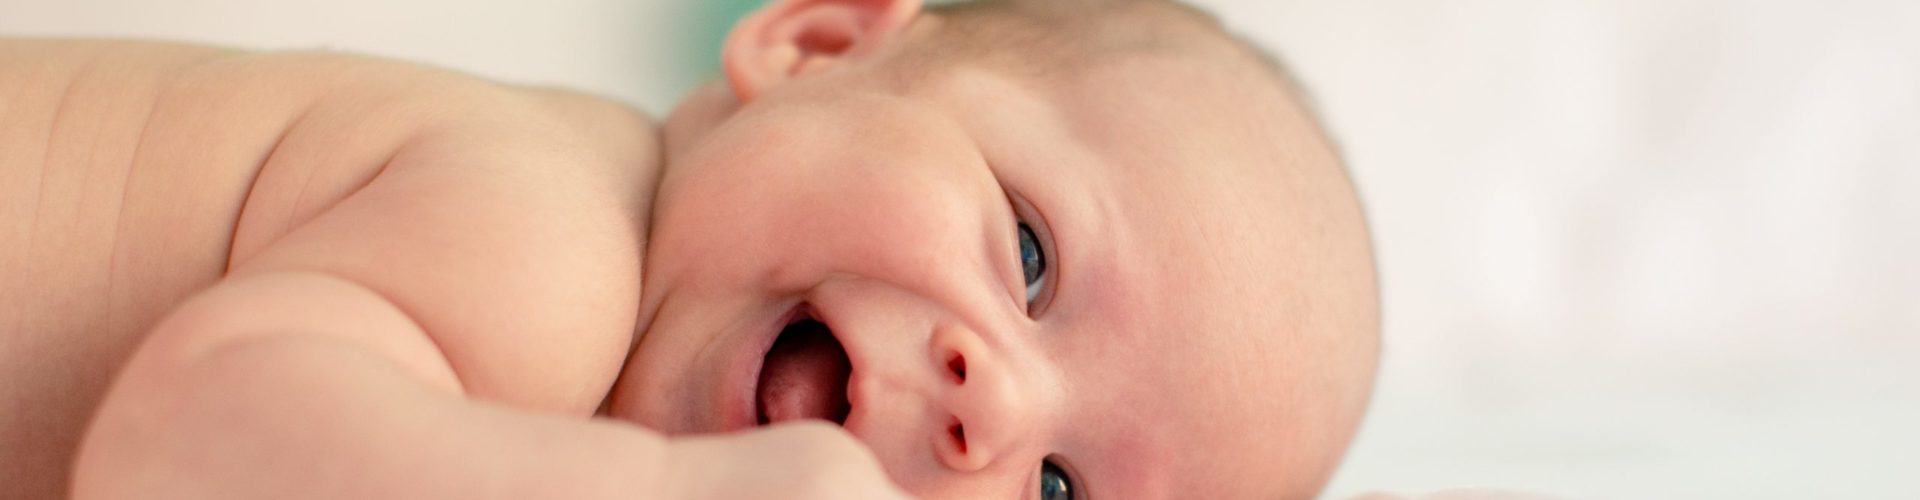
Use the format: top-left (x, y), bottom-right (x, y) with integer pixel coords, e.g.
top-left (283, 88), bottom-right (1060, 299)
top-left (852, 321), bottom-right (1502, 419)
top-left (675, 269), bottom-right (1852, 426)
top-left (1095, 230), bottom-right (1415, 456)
top-left (949, 422), bottom-right (967, 454)
top-left (947, 353), bottom-right (967, 383)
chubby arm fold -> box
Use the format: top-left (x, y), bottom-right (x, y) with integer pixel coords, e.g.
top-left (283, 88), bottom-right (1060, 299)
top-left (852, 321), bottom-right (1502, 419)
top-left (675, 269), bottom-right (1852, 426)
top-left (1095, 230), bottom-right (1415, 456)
top-left (72, 271), bottom-right (671, 499)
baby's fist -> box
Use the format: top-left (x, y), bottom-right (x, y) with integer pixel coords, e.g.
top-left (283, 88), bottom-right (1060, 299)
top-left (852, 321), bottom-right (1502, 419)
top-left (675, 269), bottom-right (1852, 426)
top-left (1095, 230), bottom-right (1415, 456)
top-left (664, 421), bottom-right (912, 500)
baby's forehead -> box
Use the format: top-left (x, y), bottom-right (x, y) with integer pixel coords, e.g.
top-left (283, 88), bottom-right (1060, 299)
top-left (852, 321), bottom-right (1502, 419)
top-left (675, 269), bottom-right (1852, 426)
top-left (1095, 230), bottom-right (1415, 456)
top-left (1052, 227), bottom-right (1373, 498)
top-left (903, 31), bottom-right (1374, 497)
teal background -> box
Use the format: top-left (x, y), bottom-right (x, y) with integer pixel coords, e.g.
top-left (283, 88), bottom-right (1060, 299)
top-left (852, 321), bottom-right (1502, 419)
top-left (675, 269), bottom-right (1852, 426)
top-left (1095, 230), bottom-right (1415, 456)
top-left (685, 0), bottom-right (766, 83)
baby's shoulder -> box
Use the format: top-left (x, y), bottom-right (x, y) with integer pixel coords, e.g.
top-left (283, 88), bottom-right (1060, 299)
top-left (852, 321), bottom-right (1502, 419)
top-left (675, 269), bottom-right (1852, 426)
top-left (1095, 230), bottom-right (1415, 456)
top-left (223, 50), bottom-right (661, 262)
top-left (224, 52), bottom-right (662, 413)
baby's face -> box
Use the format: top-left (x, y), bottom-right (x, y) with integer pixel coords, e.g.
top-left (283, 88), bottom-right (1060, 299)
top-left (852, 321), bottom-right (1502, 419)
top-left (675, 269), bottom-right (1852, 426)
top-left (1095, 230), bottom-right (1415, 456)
top-left (611, 21), bottom-right (1377, 499)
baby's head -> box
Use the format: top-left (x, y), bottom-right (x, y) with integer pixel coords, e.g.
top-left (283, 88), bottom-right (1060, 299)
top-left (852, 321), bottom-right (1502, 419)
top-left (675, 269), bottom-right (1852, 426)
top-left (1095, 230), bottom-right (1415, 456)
top-left (611, 0), bottom-right (1379, 497)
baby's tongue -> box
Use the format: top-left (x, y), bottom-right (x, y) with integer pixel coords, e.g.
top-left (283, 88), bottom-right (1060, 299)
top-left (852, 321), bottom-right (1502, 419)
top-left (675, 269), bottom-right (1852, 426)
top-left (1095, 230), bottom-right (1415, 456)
top-left (756, 320), bottom-right (851, 424)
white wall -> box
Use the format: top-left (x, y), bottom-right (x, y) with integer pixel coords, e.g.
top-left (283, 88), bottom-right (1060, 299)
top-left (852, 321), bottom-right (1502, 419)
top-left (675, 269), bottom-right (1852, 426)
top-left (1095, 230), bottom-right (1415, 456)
top-left (0, 0), bottom-right (703, 114)
top-left (6, 0), bottom-right (1916, 498)
top-left (1190, 1), bottom-right (1920, 498)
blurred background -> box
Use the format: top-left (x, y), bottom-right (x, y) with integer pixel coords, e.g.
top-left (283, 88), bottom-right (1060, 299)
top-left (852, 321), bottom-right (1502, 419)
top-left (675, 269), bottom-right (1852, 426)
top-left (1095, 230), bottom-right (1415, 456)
top-left (5, 0), bottom-right (1915, 497)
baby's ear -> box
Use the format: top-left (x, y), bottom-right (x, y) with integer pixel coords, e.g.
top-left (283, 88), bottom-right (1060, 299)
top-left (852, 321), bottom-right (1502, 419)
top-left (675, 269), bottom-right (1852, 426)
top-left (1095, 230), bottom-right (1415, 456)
top-left (723, 0), bottom-right (923, 101)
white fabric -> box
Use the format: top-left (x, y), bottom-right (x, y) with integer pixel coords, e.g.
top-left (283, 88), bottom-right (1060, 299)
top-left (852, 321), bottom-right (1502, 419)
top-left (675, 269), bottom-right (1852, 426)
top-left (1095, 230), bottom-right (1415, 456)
top-left (7, 0), bottom-right (1916, 498)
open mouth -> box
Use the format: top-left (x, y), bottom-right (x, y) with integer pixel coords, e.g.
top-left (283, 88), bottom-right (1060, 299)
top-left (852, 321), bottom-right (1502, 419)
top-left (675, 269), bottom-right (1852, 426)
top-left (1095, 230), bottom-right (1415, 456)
top-left (754, 307), bottom-right (853, 425)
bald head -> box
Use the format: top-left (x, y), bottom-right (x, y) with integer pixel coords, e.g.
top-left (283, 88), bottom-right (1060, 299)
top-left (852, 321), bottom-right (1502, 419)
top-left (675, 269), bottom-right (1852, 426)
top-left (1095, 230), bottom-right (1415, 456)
top-left (658, 0), bottom-right (1380, 496)
top-left (893, 2), bottom-right (1381, 496)
top-left (905, 0), bottom-right (1322, 110)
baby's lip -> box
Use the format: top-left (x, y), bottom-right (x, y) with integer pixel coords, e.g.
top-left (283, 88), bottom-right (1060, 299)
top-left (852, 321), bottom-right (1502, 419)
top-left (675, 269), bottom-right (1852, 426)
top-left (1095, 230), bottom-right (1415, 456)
top-left (722, 303), bottom-right (809, 432)
top-left (789, 304), bottom-right (874, 437)
top-left (753, 314), bottom-right (852, 425)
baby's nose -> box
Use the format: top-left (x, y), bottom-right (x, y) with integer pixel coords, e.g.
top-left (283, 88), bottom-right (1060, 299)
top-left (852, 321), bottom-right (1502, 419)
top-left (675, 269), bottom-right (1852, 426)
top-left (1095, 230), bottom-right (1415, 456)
top-left (928, 323), bottom-right (1038, 472)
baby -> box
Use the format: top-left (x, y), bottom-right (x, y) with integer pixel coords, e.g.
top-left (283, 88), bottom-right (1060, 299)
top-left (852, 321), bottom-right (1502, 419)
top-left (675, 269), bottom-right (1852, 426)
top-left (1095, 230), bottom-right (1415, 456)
top-left (1, 0), bottom-right (1377, 498)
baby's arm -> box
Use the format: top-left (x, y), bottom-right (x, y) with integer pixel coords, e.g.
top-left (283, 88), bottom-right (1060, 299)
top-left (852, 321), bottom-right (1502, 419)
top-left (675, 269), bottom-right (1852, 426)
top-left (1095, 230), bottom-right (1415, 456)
top-left (49, 40), bottom-right (671, 498)
top-left (79, 272), bottom-right (674, 498)
top-left (29, 41), bottom-right (903, 499)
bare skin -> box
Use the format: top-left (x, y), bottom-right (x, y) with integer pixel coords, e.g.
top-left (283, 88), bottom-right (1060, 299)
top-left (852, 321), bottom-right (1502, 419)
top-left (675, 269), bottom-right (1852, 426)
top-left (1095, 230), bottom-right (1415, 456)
top-left (1, 39), bottom-right (904, 499)
top-left (2, 0), bottom-right (1378, 497)
top-left (615, 0), bottom-right (1379, 497)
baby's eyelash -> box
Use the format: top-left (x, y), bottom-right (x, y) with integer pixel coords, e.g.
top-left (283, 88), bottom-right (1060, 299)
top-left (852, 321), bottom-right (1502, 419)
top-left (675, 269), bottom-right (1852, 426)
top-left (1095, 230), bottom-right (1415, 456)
top-left (1007, 194), bottom-right (1055, 316)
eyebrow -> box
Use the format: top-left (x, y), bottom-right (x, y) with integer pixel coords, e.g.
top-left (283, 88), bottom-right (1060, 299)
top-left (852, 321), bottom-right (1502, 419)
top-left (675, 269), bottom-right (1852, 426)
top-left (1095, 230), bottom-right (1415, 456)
top-left (1090, 440), bottom-right (1169, 499)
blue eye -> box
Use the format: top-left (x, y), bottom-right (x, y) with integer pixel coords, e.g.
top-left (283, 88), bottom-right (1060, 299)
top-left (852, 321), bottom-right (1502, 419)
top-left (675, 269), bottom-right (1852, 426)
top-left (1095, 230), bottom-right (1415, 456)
top-left (1017, 222), bottom-right (1047, 303)
top-left (1040, 459), bottom-right (1073, 500)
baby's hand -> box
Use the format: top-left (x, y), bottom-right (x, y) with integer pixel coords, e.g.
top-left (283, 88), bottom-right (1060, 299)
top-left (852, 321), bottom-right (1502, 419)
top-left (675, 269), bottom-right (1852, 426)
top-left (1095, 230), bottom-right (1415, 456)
top-left (665, 422), bottom-right (913, 500)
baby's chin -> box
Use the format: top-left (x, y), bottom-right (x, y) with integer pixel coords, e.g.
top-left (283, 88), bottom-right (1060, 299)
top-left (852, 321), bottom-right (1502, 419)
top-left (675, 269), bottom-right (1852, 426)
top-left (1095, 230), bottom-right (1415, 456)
top-left (604, 362), bottom-right (721, 436)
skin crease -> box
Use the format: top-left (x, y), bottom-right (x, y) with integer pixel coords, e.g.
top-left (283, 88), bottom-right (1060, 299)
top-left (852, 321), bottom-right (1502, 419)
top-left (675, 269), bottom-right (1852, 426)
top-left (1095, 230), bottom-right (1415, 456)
top-left (609, 0), bottom-right (1380, 497)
